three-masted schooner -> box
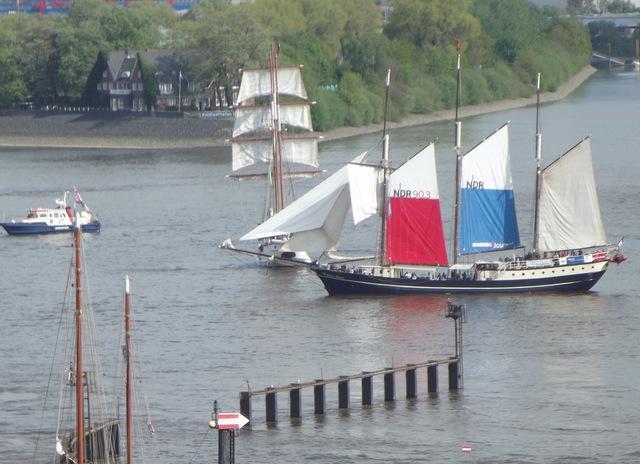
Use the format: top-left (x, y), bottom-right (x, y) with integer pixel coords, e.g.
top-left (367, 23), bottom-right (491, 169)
top-left (311, 53), bottom-right (624, 294)
top-left (220, 45), bottom-right (322, 264)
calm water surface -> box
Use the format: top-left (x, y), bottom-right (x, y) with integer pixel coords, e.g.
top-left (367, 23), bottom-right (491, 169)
top-left (1, 70), bottom-right (639, 463)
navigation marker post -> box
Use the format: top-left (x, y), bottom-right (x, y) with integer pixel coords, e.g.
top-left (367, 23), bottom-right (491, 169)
top-left (446, 302), bottom-right (466, 389)
top-left (210, 400), bottom-right (250, 464)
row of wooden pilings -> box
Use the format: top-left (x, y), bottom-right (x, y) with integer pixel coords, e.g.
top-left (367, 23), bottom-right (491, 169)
top-left (238, 357), bottom-right (461, 424)
top-left (213, 304), bottom-right (466, 463)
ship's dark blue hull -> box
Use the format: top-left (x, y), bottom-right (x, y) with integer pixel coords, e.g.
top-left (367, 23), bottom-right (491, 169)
top-left (311, 266), bottom-right (607, 295)
top-left (0, 221), bottom-right (101, 236)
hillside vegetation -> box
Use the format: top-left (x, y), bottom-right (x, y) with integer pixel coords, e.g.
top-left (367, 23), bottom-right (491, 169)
top-left (0, 0), bottom-right (591, 131)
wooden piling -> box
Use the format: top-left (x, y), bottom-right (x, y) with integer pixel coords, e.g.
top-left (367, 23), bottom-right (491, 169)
top-left (427, 364), bottom-right (438, 393)
top-left (384, 369), bottom-right (395, 402)
top-left (314, 380), bottom-right (325, 415)
top-left (448, 360), bottom-right (459, 390)
top-left (405, 365), bottom-right (417, 399)
top-left (361, 372), bottom-right (373, 406)
top-left (338, 376), bottom-right (350, 409)
top-left (239, 391), bottom-right (251, 424)
top-left (265, 388), bottom-right (277, 423)
top-left (289, 384), bottom-right (301, 418)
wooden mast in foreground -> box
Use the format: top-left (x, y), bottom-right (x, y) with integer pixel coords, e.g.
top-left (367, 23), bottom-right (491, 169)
top-left (74, 214), bottom-right (85, 464)
top-left (124, 276), bottom-right (133, 464)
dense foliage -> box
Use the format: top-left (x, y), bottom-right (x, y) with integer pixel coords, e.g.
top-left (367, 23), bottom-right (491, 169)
top-left (0, 0), bottom-right (592, 131)
top-left (588, 20), bottom-right (640, 57)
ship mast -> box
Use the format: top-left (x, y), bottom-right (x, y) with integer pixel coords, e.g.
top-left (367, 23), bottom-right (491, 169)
top-left (378, 69), bottom-right (391, 267)
top-left (74, 214), bottom-right (85, 464)
top-left (269, 44), bottom-right (285, 214)
top-left (124, 276), bottom-right (133, 464)
top-left (532, 73), bottom-right (542, 255)
top-left (452, 42), bottom-right (462, 265)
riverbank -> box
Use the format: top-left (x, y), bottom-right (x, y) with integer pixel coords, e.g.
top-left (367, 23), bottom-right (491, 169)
top-left (321, 65), bottom-right (597, 142)
top-left (0, 66), bottom-right (596, 150)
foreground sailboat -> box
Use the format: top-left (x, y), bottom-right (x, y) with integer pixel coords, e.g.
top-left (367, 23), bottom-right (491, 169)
top-left (220, 45), bottom-right (321, 264)
top-left (53, 216), bottom-right (119, 464)
top-left (42, 217), bottom-right (155, 463)
top-left (311, 64), bottom-right (623, 294)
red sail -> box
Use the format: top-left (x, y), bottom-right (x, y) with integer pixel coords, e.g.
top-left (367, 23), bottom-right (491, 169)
top-left (385, 197), bottom-right (448, 266)
top-left (383, 143), bottom-right (448, 266)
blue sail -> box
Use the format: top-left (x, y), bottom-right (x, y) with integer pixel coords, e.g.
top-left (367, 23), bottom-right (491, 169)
top-left (459, 124), bottom-right (520, 254)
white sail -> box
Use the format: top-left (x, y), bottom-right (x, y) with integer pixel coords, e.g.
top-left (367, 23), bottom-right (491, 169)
top-left (240, 152), bottom-right (369, 257)
top-left (233, 107), bottom-right (271, 137)
top-left (461, 124), bottom-right (512, 191)
top-left (232, 137), bottom-right (319, 173)
top-left (233, 104), bottom-right (313, 137)
top-left (538, 137), bottom-right (607, 252)
top-left (236, 67), bottom-right (308, 104)
top-left (347, 144), bottom-right (439, 225)
top-left (348, 163), bottom-right (383, 224)
top-left (389, 143), bottom-right (439, 198)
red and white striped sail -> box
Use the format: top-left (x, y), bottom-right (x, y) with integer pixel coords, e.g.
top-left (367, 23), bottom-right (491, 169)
top-left (385, 143), bottom-right (448, 266)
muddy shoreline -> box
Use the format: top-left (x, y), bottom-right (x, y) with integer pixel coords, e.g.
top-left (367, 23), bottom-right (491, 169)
top-left (0, 66), bottom-right (596, 150)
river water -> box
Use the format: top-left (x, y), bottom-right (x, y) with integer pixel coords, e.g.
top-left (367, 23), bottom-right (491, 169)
top-left (1, 70), bottom-right (639, 463)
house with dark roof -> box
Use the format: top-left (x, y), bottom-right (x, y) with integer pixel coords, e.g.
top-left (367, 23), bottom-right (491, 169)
top-left (97, 50), bottom-right (204, 112)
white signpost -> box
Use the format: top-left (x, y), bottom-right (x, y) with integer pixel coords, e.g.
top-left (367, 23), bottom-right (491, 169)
top-left (215, 412), bottom-right (250, 430)
top-left (210, 402), bottom-right (250, 464)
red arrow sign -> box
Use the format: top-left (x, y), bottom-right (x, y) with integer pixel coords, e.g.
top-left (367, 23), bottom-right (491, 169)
top-left (217, 412), bottom-right (250, 430)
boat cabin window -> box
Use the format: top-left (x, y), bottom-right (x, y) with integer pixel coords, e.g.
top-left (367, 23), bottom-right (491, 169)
top-left (39, 213), bottom-right (47, 218)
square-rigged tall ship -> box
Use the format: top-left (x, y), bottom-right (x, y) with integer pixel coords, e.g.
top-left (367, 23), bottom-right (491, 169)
top-left (311, 64), bottom-right (625, 295)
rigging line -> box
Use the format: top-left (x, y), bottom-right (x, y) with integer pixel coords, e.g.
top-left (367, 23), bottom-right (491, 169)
top-left (127, 301), bottom-right (161, 462)
top-left (185, 428), bottom-right (213, 464)
top-left (236, 179), bottom-right (250, 224)
top-left (80, 238), bottom-right (114, 430)
top-left (113, 305), bottom-right (125, 413)
top-left (304, 271), bottom-right (328, 290)
top-left (56, 274), bottom-right (75, 433)
top-left (129, 303), bottom-right (158, 443)
top-left (32, 253), bottom-right (74, 464)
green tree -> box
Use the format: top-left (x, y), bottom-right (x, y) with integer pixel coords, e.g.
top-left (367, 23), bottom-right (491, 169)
top-left (385, 0), bottom-right (480, 50)
top-left (68, 0), bottom-right (163, 50)
top-left (0, 17), bottom-right (28, 107)
top-left (472, 0), bottom-right (543, 63)
top-left (589, 20), bottom-right (630, 56)
top-left (17, 16), bottom-right (64, 105)
top-left (81, 50), bottom-right (109, 107)
top-left (176, 1), bottom-right (268, 100)
top-left (250, 0), bottom-right (306, 39)
top-left (547, 17), bottom-right (591, 59)
top-left (339, 0), bottom-right (387, 80)
top-left (137, 52), bottom-right (159, 111)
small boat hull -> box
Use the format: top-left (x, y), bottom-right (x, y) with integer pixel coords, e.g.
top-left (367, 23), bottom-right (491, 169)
top-left (311, 264), bottom-right (608, 295)
top-left (1, 221), bottom-right (101, 236)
